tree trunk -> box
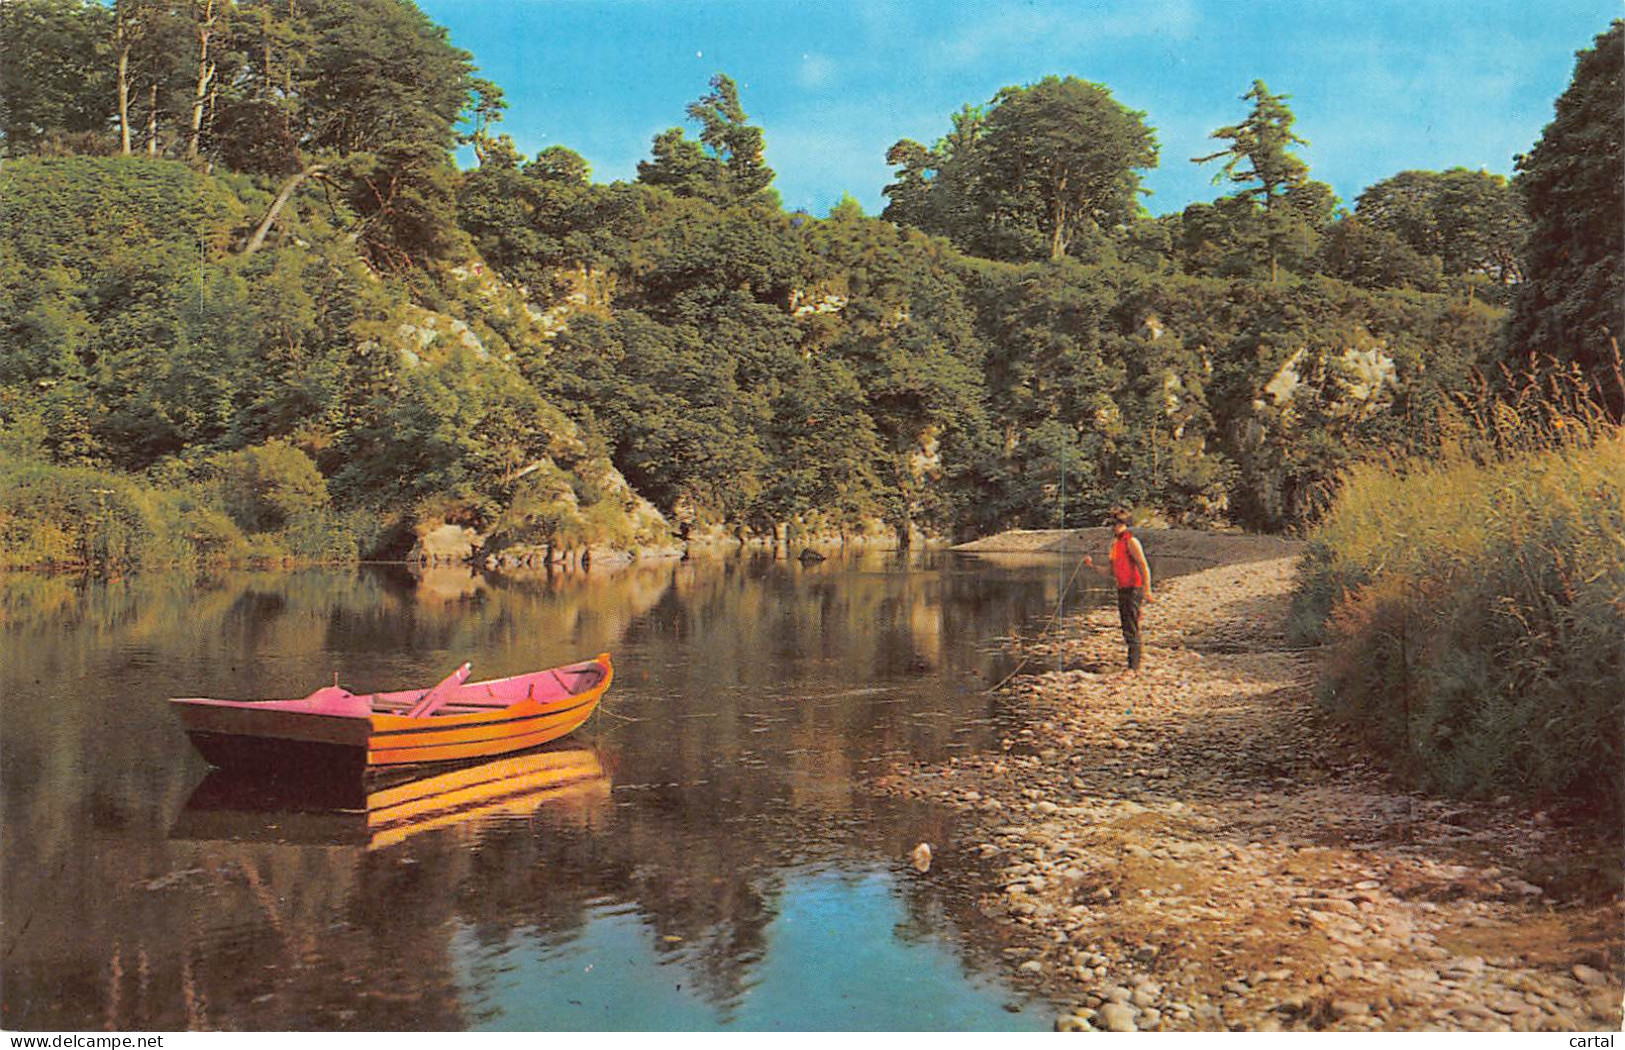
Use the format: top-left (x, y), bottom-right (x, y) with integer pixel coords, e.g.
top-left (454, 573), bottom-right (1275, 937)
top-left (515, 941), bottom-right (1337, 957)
top-left (259, 6), bottom-right (274, 91)
top-left (242, 164), bottom-right (324, 257)
top-left (117, 40), bottom-right (132, 154)
top-left (1049, 178), bottom-right (1069, 261)
top-left (146, 83), bottom-right (159, 156)
top-left (1261, 189), bottom-right (1276, 284)
top-left (187, 1), bottom-right (216, 161)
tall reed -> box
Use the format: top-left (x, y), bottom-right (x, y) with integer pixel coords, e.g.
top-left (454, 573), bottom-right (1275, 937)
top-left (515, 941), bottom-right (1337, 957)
top-left (0, 460), bottom-right (231, 571)
top-left (0, 455), bottom-right (356, 571)
top-left (1293, 372), bottom-right (1624, 815)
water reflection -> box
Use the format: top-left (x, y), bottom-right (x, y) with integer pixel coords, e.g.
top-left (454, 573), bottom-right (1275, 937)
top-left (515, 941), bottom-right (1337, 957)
top-left (171, 747), bottom-right (612, 850)
top-left (457, 866), bottom-right (1040, 1031)
top-left (1, 552), bottom-right (1141, 1031)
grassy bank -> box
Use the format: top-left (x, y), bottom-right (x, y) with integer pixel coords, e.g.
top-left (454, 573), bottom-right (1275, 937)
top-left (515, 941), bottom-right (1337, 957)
top-left (0, 443), bottom-right (355, 572)
top-left (1292, 423), bottom-right (1624, 814)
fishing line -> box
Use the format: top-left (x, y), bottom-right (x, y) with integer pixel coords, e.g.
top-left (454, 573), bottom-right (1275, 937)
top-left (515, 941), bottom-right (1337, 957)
top-left (1058, 432), bottom-right (1065, 676)
top-left (983, 429), bottom-right (1085, 694)
top-left (586, 703), bottom-right (644, 744)
top-left (983, 549), bottom-right (1089, 695)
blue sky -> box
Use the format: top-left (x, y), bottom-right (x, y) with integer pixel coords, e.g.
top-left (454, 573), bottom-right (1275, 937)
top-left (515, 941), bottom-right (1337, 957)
top-left (417, 0), bottom-right (1618, 219)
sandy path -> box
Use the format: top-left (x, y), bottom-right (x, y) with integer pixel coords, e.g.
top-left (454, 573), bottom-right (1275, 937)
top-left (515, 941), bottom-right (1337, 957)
top-left (878, 554), bottom-right (1623, 1032)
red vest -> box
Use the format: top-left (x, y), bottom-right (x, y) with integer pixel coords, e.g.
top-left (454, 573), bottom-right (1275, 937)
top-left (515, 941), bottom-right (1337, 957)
top-left (1110, 531), bottom-right (1144, 588)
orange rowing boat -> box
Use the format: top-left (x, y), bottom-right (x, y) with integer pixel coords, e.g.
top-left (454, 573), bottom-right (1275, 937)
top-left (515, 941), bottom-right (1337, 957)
top-left (170, 653), bottom-right (612, 775)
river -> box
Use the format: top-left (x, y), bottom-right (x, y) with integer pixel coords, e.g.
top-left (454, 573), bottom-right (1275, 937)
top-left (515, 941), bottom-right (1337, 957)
top-left (0, 549), bottom-right (1167, 1031)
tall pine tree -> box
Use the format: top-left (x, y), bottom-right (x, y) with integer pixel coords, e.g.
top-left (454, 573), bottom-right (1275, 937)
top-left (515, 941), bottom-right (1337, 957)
top-left (1195, 80), bottom-right (1314, 283)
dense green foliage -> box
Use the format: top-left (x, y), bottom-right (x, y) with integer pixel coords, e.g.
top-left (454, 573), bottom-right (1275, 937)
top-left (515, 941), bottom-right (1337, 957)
top-left (1352, 169), bottom-right (1527, 288)
top-left (2, 1), bottom-right (1617, 573)
top-left (0, 453), bottom-right (238, 571)
top-left (1507, 20), bottom-right (1624, 418)
top-left (0, 0), bottom-right (114, 150)
top-left (1292, 419), bottom-right (1624, 814)
top-left (0, 152), bottom-right (653, 564)
top-left (883, 77), bottom-right (1157, 262)
top-left (0, 428), bottom-right (359, 570)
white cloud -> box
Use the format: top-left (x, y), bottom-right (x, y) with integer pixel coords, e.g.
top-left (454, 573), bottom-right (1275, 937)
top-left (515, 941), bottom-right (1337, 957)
top-left (799, 53), bottom-right (837, 89)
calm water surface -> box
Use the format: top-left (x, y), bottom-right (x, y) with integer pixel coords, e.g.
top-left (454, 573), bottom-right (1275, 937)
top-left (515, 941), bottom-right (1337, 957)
top-left (1, 550), bottom-right (1163, 1031)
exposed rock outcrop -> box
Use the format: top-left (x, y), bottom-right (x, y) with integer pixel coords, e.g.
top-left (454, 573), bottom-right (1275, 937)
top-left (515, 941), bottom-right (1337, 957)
top-left (408, 523), bottom-right (483, 564)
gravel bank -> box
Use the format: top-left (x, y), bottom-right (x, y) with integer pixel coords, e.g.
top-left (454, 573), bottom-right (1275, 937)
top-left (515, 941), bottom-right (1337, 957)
top-left (877, 555), bottom-right (1624, 1032)
top-left (952, 528), bottom-right (1303, 566)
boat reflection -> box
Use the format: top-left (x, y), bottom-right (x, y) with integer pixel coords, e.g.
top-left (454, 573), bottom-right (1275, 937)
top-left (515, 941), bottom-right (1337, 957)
top-left (171, 746), bottom-right (611, 850)
top-left (2, 554), bottom-right (1080, 1031)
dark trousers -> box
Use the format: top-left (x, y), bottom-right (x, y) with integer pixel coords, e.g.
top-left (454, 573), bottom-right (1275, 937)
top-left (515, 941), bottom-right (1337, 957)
top-left (1117, 587), bottom-right (1144, 669)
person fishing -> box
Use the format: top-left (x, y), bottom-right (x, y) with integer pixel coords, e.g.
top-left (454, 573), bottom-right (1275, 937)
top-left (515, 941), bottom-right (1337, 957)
top-left (1083, 508), bottom-right (1153, 672)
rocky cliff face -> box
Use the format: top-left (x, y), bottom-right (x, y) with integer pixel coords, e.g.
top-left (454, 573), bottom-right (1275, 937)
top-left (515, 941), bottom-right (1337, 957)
top-left (397, 261), bottom-right (676, 565)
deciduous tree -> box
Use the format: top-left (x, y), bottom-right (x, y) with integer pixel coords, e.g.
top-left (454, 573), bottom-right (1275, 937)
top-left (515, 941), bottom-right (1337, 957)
top-left (0, 0), bottom-right (115, 153)
top-left (975, 77), bottom-right (1158, 261)
top-left (883, 82), bottom-right (1156, 263)
top-left (1354, 168), bottom-right (1527, 284)
top-left (1506, 20), bottom-right (1623, 415)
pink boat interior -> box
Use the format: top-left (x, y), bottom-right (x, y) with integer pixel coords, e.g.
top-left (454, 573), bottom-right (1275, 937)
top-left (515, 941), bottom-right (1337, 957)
top-left (172, 660), bottom-right (609, 720)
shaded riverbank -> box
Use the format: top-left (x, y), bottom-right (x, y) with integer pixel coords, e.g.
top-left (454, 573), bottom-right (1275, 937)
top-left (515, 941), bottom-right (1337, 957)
top-left (878, 552), bottom-right (1624, 1031)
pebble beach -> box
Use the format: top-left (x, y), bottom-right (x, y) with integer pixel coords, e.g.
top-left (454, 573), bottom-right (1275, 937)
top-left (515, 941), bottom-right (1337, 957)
top-left (877, 546), bottom-right (1624, 1032)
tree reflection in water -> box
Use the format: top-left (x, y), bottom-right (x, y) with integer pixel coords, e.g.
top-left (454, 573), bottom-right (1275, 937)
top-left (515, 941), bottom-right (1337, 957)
top-left (1, 552), bottom-right (1129, 1030)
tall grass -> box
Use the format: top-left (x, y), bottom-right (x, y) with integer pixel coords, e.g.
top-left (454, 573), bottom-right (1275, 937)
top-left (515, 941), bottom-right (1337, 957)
top-left (1292, 377), bottom-right (1624, 816)
top-left (0, 451), bottom-right (356, 572)
top-left (0, 459), bottom-right (238, 571)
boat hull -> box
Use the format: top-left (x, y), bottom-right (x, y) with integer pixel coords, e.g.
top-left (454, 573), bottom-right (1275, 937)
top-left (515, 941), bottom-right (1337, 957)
top-left (182, 730), bottom-right (370, 780)
top-left (365, 690), bottom-right (604, 766)
top-left (172, 654), bottom-right (612, 773)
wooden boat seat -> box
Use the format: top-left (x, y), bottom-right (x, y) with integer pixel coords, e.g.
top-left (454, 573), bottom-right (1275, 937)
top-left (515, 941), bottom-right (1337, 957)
top-left (370, 699), bottom-right (511, 715)
top-left (365, 668), bottom-right (602, 717)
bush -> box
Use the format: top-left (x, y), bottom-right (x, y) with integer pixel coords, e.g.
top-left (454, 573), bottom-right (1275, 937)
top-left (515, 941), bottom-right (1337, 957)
top-left (205, 440), bottom-right (355, 561)
top-left (0, 444), bottom-right (357, 570)
top-left (0, 457), bottom-right (227, 570)
top-left (1293, 425), bottom-right (1624, 814)
top-left (208, 440), bottom-right (331, 533)
top-left (274, 507), bottom-right (359, 562)
top-left (482, 465), bottom-right (588, 551)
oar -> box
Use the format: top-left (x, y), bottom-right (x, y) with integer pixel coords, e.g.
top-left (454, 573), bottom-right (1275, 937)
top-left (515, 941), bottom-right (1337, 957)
top-left (406, 662), bottom-right (472, 719)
